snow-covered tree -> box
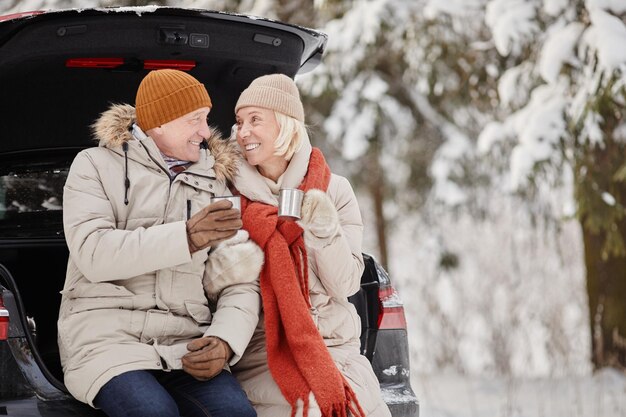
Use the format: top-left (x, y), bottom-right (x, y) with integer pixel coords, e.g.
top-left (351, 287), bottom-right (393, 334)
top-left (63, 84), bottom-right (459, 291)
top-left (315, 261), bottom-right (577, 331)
top-left (471, 0), bottom-right (626, 369)
top-left (293, 0), bottom-right (506, 269)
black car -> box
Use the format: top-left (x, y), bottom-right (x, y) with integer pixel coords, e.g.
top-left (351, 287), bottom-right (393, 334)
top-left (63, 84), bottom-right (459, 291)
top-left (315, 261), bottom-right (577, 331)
top-left (0, 7), bottom-right (418, 417)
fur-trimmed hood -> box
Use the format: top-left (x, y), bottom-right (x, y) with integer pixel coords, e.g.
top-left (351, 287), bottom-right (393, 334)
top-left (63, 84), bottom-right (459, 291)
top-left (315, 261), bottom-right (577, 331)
top-left (91, 103), bottom-right (240, 182)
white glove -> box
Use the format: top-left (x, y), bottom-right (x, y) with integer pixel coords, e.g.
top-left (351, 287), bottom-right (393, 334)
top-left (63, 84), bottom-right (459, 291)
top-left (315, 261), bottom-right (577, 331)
top-left (297, 189), bottom-right (341, 248)
top-left (203, 230), bottom-right (264, 300)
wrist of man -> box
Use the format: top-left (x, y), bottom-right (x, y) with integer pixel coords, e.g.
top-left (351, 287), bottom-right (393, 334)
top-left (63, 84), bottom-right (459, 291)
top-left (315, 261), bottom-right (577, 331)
top-left (187, 231), bottom-right (199, 254)
top-left (216, 337), bottom-right (234, 362)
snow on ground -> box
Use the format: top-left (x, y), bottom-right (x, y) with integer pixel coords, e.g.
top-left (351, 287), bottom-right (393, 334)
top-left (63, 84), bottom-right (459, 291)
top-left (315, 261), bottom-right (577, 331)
top-left (413, 368), bottom-right (626, 417)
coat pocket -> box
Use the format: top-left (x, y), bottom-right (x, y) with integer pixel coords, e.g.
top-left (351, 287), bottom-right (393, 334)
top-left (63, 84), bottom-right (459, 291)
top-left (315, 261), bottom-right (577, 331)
top-left (61, 282), bottom-right (135, 314)
top-left (184, 300), bottom-right (212, 325)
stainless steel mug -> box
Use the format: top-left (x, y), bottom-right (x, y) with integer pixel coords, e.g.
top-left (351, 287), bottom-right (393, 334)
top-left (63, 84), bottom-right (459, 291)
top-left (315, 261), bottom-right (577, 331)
top-left (278, 188), bottom-right (304, 219)
top-left (211, 195), bottom-right (241, 211)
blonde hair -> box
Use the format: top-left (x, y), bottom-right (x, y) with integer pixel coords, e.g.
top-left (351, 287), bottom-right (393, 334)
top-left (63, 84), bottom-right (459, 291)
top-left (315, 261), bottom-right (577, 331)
top-left (273, 111), bottom-right (306, 160)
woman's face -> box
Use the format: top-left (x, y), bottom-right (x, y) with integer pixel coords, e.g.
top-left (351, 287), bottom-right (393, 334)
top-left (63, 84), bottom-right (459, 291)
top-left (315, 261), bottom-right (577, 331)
top-left (235, 106), bottom-right (287, 178)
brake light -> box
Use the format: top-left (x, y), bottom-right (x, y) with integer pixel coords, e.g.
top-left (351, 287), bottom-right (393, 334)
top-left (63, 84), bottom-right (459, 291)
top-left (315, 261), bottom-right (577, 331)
top-left (377, 285), bottom-right (407, 329)
top-left (65, 58), bottom-right (196, 71)
top-left (143, 60), bottom-right (196, 71)
top-left (66, 58), bottom-right (124, 68)
top-left (0, 295), bottom-right (9, 341)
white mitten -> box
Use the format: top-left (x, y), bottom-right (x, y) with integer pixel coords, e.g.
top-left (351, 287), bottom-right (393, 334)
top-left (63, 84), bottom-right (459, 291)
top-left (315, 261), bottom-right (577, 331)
top-left (297, 189), bottom-right (341, 248)
top-left (203, 230), bottom-right (264, 300)
top-left (212, 229), bottom-right (250, 248)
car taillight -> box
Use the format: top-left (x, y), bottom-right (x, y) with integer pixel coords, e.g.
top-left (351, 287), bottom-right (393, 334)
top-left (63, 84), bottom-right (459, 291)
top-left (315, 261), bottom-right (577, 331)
top-left (0, 295), bottom-right (9, 341)
top-left (377, 285), bottom-right (407, 330)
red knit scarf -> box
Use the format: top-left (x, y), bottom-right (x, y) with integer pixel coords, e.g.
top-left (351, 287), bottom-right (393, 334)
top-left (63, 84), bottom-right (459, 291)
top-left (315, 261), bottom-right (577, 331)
top-left (240, 148), bottom-right (365, 417)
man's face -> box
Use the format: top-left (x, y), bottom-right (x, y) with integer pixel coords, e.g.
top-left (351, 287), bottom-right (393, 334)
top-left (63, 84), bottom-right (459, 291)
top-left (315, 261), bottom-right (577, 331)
top-left (149, 107), bottom-right (211, 162)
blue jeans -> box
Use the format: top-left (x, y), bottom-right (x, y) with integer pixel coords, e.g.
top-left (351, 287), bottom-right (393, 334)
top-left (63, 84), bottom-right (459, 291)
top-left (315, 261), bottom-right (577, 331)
top-left (94, 370), bottom-right (256, 417)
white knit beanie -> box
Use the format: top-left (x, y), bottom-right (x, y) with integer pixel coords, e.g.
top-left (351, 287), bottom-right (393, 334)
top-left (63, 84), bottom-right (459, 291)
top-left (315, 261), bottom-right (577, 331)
top-left (235, 74), bottom-right (304, 122)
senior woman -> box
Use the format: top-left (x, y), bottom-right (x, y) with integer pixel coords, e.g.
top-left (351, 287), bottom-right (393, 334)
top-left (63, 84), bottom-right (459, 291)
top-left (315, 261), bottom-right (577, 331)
top-left (230, 73), bottom-right (391, 417)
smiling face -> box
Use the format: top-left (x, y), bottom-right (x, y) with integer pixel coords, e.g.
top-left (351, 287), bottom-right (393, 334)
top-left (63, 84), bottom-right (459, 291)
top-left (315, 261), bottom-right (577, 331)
top-left (147, 107), bottom-right (211, 162)
top-left (235, 106), bottom-right (288, 181)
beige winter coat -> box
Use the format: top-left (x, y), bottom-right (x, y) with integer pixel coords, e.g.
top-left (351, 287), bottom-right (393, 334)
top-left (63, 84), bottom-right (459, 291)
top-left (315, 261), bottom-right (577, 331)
top-left (231, 138), bottom-right (391, 417)
top-left (58, 104), bottom-right (262, 406)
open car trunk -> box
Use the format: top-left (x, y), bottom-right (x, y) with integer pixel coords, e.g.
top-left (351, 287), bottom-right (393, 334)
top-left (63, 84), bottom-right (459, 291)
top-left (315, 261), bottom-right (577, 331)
top-left (0, 6), bottom-right (326, 399)
top-left (0, 7), bottom-right (326, 152)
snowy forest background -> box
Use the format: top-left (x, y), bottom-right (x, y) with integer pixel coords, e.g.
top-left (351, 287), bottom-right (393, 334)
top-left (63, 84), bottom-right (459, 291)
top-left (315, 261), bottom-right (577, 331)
top-left (3, 0), bottom-right (626, 415)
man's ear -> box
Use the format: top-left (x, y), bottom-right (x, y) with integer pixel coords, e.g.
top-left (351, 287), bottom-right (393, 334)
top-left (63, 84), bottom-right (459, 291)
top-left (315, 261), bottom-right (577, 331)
top-left (146, 126), bottom-right (163, 138)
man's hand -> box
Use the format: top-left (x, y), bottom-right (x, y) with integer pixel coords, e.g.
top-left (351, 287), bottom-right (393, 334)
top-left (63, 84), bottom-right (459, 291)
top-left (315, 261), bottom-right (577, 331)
top-left (181, 336), bottom-right (233, 381)
top-left (187, 200), bottom-right (242, 254)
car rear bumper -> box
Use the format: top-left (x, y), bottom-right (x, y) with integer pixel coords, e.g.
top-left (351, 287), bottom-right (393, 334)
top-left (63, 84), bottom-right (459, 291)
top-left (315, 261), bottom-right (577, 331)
top-left (0, 397), bottom-right (104, 417)
top-left (381, 383), bottom-right (420, 417)
top-left (374, 329), bottom-right (419, 417)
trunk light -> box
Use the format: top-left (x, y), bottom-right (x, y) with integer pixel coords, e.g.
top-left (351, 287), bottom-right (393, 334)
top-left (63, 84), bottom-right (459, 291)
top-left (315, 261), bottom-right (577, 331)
top-left (0, 295), bottom-right (9, 341)
top-left (378, 286), bottom-right (407, 330)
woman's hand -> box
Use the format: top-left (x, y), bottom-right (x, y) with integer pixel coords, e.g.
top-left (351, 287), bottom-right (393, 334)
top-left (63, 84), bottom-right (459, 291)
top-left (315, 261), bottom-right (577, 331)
top-left (297, 189), bottom-right (341, 247)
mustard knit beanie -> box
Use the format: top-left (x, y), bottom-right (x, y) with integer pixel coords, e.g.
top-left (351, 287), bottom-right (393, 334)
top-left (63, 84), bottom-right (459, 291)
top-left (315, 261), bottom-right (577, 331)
top-left (235, 74), bottom-right (304, 122)
top-left (135, 69), bottom-right (212, 131)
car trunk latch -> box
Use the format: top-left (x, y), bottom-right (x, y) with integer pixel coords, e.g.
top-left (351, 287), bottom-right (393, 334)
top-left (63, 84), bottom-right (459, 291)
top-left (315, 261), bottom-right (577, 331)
top-left (159, 27), bottom-right (188, 45)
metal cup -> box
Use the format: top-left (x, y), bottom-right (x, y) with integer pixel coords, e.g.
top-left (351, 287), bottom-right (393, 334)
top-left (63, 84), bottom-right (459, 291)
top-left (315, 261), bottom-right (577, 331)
top-left (278, 188), bottom-right (304, 219)
top-left (211, 195), bottom-right (241, 211)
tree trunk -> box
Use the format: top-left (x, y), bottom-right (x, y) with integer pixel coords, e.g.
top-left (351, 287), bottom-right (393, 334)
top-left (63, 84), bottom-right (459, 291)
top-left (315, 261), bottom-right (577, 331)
top-left (577, 102), bottom-right (626, 370)
top-left (366, 142), bottom-right (388, 269)
top-left (581, 217), bottom-right (626, 370)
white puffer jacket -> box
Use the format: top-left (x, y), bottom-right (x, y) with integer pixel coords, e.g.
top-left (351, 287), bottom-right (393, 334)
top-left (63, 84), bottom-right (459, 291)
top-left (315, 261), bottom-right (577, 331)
top-left (231, 137), bottom-right (391, 417)
top-left (58, 104), bottom-right (263, 406)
